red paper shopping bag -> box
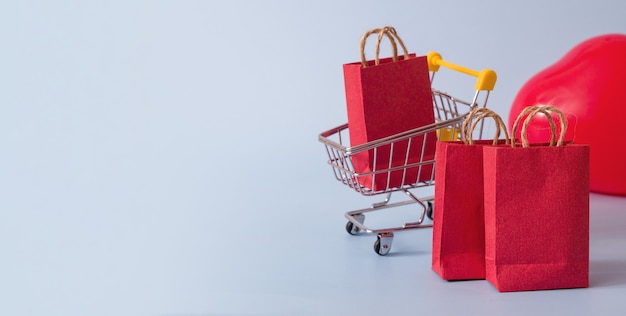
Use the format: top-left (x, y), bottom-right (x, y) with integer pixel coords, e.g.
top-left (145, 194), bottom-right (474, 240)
top-left (343, 26), bottom-right (435, 192)
top-left (483, 106), bottom-right (590, 292)
top-left (432, 108), bottom-right (509, 280)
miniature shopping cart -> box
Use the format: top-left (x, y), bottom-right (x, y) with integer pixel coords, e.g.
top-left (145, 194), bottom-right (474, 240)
top-left (318, 52), bottom-right (497, 255)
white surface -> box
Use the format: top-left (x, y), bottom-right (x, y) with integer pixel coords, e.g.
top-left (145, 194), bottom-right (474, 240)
top-left (1, 1), bottom-right (625, 315)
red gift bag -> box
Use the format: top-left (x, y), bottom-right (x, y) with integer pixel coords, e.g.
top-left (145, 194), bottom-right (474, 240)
top-left (432, 108), bottom-right (509, 280)
top-left (483, 106), bottom-right (590, 292)
top-left (343, 26), bottom-right (435, 192)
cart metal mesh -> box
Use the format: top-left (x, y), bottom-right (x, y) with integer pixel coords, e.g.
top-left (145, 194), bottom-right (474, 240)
top-left (319, 89), bottom-right (486, 196)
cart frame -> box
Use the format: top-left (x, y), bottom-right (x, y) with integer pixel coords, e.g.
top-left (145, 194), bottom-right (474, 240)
top-left (318, 51), bottom-right (497, 255)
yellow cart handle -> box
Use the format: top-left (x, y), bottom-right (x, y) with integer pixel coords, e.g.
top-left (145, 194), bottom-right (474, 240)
top-left (427, 51), bottom-right (497, 91)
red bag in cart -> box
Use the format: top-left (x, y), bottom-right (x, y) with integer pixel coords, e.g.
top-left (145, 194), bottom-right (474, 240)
top-left (432, 108), bottom-right (508, 280)
top-left (343, 26), bottom-right (436, 192)
top-left (482, 106), bottom-right (590, 292)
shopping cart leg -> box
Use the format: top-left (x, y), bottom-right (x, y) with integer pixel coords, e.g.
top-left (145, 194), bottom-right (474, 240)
top-left (372, 192), bottom-right (392, 208)
top-left (344, 191), bottom-right (432, 255)
top-left (402, 189), bottom-right (428, 228)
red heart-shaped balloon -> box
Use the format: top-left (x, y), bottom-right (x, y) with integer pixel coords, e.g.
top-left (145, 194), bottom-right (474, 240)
top-left (509, 34), bottom-right (626, 196)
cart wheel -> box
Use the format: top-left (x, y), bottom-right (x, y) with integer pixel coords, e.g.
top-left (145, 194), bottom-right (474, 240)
top-left (373, 238), bottom-right (382, 255)
top-left (345, 221), bottom-right (360, 235)
top-left (373, 232), bottom-right (393, 256)
top-left (345, 213), bottom-right (365, 235)
top-left (426, 201), bottom-right (434, 220)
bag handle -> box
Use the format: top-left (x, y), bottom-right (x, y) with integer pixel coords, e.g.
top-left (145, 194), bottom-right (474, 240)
top-left (461, 107), bottom-right (509, 145)
top-left (359, 26), bottom-right (410, 67)
top-left (511, 105), bottom-right (567, 148)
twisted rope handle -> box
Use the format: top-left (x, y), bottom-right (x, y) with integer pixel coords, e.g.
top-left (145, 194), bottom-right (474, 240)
top-left (511, 105), bottom-right (567, 148)
top-left (359, 26), bottom-right (410, 67)
top-left (461, 107), bottom-right (509, 145)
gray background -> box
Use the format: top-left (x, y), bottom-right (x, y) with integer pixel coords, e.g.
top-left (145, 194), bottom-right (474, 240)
top-left (1, 1), bottom-right (625, 315)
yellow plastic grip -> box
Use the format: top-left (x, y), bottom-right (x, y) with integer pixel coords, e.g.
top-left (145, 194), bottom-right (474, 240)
top-left (427, 51), bottom-right (497, 91)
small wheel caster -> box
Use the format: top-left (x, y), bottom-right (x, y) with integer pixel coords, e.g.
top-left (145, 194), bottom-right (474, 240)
top-left (345, 213), bottom-right (365, 235)
top-left (426, 201), bottom-right (434, 220)
top-left (373, 232), bottom-right (394, 256)
top-left (345, 221), bottom-right (360, 235)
